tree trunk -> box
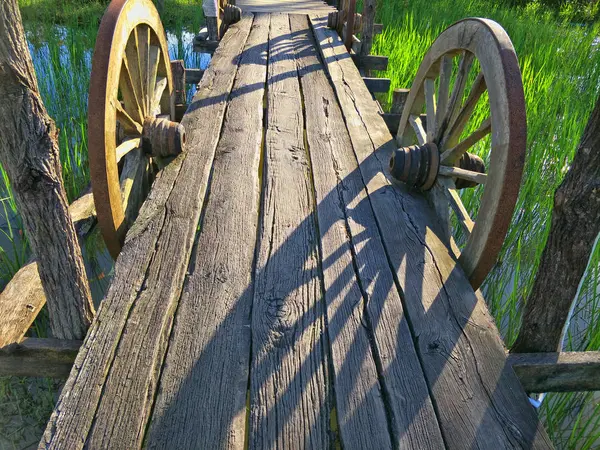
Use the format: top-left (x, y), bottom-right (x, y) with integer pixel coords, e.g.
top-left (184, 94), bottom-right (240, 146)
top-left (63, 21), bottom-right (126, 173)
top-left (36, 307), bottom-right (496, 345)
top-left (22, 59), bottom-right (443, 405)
top-left (512, 95), bottom-right (600, 353)
top-left (0, 0), bottom-right (95, 340)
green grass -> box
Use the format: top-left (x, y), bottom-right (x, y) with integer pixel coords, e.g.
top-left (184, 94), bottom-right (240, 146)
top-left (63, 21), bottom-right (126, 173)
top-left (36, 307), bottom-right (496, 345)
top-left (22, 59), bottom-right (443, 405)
top-left (1, 0), bottom-right (600, 447)
top-left (372, 0), bottom-right (600, 446)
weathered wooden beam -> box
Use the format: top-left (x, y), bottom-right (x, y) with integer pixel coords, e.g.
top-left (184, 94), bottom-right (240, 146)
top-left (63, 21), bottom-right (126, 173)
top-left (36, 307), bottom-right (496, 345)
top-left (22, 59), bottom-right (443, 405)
top-left (193, 38), bottom-right (219, 54)
top-left (391, 88), bottom-right (410, 114)
top-left (508, 351), bottom-right (600, 393)
top-left (381, 112), bottom-right (400, 135)
top-left (362, 76), bottom-right (391, 94)
top-left (351, 54), bottom-right (388, 71)
top-left (0, 338), bottom-right (81, 378)
top-left (0, 192), bottom-right (96, 348)
top-left (171, 60), bottom-right (186, 122)
top-left (185, 68), bottom-right (205, 85)
top-left (360, 0), bottom-right (376, 56)
top-left (374, 23), bottom-right (383, 35)
top-left (203, 0), bottom-right (221, 41)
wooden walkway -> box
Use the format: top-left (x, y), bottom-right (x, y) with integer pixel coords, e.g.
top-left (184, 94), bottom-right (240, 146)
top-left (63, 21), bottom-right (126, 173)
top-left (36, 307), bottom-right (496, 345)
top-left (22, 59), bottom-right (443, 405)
top-left (40, 12), bottom-right (552, 449)
top-left (236, 0), bottom-right (333, 13)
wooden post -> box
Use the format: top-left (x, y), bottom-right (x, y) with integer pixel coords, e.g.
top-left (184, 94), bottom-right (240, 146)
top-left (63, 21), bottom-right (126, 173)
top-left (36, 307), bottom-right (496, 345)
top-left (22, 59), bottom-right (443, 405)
top-left (203, 0), bottom-right (220, 41)
top-left (360, 0), bottom-right (376, 57)
top-left (171, 60), bottom-right (187, 122)
top-left (391, 88), bottom-right (410, 115)
top-left (0, 0), bottom-right (94, 340)
top-left (512, 95), bottom-right (600, 353)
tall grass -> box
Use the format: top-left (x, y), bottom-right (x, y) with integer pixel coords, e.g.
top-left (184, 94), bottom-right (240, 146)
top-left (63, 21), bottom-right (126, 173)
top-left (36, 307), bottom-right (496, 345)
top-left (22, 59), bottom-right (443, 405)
top-left (372, 0), bottom-right (600, 446)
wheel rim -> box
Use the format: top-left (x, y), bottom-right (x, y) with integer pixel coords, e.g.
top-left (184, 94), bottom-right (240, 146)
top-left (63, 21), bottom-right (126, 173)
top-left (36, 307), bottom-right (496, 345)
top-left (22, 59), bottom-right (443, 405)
top-left (88, 0), bottom-right (174, 259)
top-left (395, 18), bottom-right (526, 289)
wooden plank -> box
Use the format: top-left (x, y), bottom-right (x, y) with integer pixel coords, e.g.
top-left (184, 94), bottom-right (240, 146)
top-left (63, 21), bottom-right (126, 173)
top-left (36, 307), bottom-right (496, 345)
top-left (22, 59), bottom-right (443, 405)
top-left (351, 54), bottom-right (388, 71)
top-left (292, 14), bottom-right (445, 449)
top-left (185, 68), bottom-right (205, 84)
top-left (0, 192), bottom-right (96, 349)
top-left (40, 16), bottom-right (254, 450)
top-left (381, 112), bottom-right (400, 135)
top-left (193, 38), bottom-right (219, 53)
top-left (310, 14), bottom-right (554, 449)
top-left (509, 352), bottom-right (600, 393)
top-left (362, 76), bottom-right (391, 94)
top-left (248, 14), bottom-right (330, 448)
top-left (235, 0), bottom-right (334, 13)
top-left (0, 338), bottom-right (80, 378)
top-left (144, 14), bottom-right (268, 450)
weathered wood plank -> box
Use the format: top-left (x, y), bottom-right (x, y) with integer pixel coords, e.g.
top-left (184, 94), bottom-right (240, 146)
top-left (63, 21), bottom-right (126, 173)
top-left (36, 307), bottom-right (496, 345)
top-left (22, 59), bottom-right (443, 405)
top-left (193, 38), bottom-right (219, 53)
top-left (0, 338), bottom-right (80, 378)
top-left (185, 68), bottom-right (205, 84)
top-left (144, 14), bottom-right (268, 450)
top-left (40, 16), bottom-right (254, 450)
top-left (293, 14), bottom-right (444, 449)
top-left (310, 14), bottom-right (553, 449)
top-left (509, 351), bottom-right (600, 393)
top-left (249, 14), bottom-right (330, 449)
top-left (0, 192), bottom-right (96, 349)
top-left (381, 112), bottom-right (400, 135)
top-left (351, 54), bottom-right (388, 71)
top-left (363, 76), bottom-right (391, 94)
top-left (236, 0), bottom-right (334, 13)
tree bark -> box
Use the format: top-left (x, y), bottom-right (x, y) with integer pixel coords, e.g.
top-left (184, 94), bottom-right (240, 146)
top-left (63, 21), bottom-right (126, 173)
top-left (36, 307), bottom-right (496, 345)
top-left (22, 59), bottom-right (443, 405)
top-left (0, 0), bottom-right (94, 339)
top-left (512, 95), bottom-right (600, 353)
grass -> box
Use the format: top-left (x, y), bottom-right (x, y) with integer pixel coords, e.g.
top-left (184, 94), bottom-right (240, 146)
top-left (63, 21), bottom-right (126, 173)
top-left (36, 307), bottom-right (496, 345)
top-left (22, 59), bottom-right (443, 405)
top-left (371, 0), bottom-right (600, 446)
top-left (0, 0), bottom-right (599, 447)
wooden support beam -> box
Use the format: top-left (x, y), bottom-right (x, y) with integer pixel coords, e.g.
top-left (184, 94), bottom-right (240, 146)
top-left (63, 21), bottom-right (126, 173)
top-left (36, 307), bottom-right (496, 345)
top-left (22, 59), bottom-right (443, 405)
top-left (193, 38), bottom-right (219, 54)
top-left (381, 112), bottom-right (400, 135)
top-left (362, 77), bottom-right (391, 94)
top-left (171, 60), bottom-right (186, 122)
top-left (185, 68), bottom-right (205, 85)
top-left (374, 23), bottom-right (383, 35)
top-left (351, 54), bottom-right (388, 71)
top-left (0, 338), bottom-right (81, 378)
top-left (0, 192), bottom-right (96, 349)
top-left (391, 88), bottom-right (410, 114)
top-left (508, 351), bottom-right (600, 393)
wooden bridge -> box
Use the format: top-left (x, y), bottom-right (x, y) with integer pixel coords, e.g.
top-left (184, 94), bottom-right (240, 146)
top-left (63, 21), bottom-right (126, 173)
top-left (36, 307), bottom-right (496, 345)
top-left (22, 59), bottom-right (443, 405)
top-left (2, 0), bottom-right (599, 449)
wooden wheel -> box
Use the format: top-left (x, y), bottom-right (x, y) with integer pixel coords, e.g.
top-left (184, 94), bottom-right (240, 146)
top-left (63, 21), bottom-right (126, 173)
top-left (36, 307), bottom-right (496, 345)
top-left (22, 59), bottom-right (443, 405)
top-left (89, 0), bottom-right (184, 259)
top-left (390, 18), bottom-right (526, 289)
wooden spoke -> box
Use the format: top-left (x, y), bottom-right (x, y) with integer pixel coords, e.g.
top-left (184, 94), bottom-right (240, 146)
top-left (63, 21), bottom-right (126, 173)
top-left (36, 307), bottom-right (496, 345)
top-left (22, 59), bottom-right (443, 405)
top-left (119, 148), bottom-right (150, 228)
top-left (440, 117), bottom-right (491, 165)
top-left (435, 55), bottom-right (453, 131)
top-left (439, 177), bottom-right (474, 235)
top-left (409, 114), bottom-right (427, 145)
top-left (136, 25), bottom-right (151, 113)
top-left (148, 46), bottom-right (161, 115)
top-left (119, 55), bottom-right (145, 124)
top-left (395, 19), bottom-right (526, 288)
top-left (124, 37), bottom-right (146, 117)
top-left (439, 51), bottom-right (474, 141)
top-left (151, 77), bottom-right (168, 117)
top-left (424, 78), bottom-right (436, 142)
top-left (115, 101), bottom-right (143, 135)
top-left (116, 138), bottom-right (142, 163)
top-left (441, 72), bottom-right (486, 150)
top-left (439, 165), bottom-right (487, 185)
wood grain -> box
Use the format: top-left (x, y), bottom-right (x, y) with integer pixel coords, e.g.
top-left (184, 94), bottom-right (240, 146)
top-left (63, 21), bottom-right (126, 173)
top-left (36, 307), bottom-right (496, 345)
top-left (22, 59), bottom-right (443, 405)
top-left (40, 16), bottom-right (253, 450)
top-left (509, 351), bottom-right (600, 393)
top-left (0, 338), bottom-right (81, 378)
top-left (310, 14), bottom-right (553, 449)
top-left (144, 13), bottom-right (267, 450)
top-left (249, 14), bottom-right (330, 449)
top-left (294, 14), bottom-right (444, 449)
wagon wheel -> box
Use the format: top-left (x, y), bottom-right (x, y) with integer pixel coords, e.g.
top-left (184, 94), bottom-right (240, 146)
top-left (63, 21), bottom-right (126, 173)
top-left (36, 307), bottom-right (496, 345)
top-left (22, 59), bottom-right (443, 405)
top-left (89, 0), bottom-right (185, 259)
top-left (390, 18), bottom-right (526, 289)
